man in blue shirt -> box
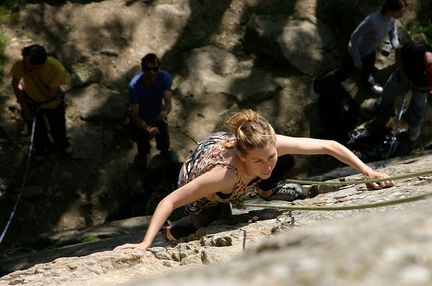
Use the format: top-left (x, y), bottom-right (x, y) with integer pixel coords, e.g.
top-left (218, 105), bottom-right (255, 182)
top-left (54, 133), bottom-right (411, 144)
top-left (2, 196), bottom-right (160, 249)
top-left (129, 53), bottom-right (173, 167)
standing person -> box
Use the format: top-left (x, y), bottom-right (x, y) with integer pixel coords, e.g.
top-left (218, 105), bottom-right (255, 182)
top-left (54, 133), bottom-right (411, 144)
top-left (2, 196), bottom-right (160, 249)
top-left (311, 0), bottom-right (406, 99)
top-left (129, 53), bottom-right (173, 167)
top-left (375, 39), bottom-right (432, 142)
top-left (11, 44), bottom-right (69, 158)
top-left (114, 109), bottom-right (393, 251)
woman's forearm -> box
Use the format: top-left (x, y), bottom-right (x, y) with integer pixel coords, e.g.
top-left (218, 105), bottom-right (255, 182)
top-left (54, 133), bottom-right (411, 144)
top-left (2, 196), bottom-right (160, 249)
top-left (140, 198), bottom-right (175, 247)
top-left (325, 140), bottom-right (373, 175)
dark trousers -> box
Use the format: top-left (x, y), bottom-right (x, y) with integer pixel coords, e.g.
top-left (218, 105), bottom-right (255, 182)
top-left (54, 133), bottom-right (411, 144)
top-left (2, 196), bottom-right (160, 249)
top-left (375, 72), bottom-right (429, 128)
top-left (170, 203), bottom-right (232, 240)
top-left (133, 120), bottom-right (170, 157)
top-left (169, 155), bottom-right (294, 240)
top-left (316, 49), bottom-right (377, 92)
top-left (26, 105), bottom-right (67, 154)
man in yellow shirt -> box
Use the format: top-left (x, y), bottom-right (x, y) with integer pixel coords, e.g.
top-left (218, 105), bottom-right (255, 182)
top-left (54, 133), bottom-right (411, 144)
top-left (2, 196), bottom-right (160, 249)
top-left (11, 44), bottom-right (69, 157)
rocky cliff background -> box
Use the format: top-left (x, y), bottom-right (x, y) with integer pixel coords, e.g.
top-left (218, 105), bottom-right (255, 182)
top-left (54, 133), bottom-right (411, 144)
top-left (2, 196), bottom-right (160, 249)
top-left (0, 0), bottom-right (432, 285)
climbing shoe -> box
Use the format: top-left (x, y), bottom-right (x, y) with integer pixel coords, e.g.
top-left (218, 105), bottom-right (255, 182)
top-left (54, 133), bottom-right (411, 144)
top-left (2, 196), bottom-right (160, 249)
top-left (262, 183), bottom-right (308, 201)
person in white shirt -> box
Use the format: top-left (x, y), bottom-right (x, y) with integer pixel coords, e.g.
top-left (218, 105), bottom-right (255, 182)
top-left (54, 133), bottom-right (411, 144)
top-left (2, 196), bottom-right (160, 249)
top-left (311, 0), bottom-right (406, 98)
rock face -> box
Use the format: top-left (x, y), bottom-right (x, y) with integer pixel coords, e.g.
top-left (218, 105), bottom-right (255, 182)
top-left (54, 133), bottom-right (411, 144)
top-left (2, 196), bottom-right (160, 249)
top-left (1, 0), bottom-right (353, 243)
top-left (1, 153), bottom-right (432, 285)
top-left (130, 205), bottom-right (432, 286)
top-left (1, 0), bottom-right (432, 285)
top-left (246, 14), bottom-right (340, 76)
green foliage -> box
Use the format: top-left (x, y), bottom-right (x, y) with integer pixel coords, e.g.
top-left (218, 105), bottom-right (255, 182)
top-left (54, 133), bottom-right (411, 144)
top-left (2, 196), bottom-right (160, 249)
top-left (0, 30), bottom-right (6, 53)
top-left (0, 1), bottom-right (14, 84)
top-left (406, 22), bottom-right (432, 45)
top-left (0, 1), bottom-right (11, 54)
top-left (0, 1), bottom-right (19, 25)
top-left (0, 29), bottom-right (6, 85)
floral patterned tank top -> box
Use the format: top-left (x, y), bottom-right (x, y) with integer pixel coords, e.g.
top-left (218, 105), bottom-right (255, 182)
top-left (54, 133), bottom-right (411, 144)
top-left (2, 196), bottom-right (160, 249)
top-left (178, 132), bottom-right (258, 210)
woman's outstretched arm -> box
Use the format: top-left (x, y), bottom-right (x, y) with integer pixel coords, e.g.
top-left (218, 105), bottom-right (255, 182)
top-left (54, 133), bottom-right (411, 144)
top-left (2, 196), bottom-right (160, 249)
top-left (275, 135), bottom-right (394, 189)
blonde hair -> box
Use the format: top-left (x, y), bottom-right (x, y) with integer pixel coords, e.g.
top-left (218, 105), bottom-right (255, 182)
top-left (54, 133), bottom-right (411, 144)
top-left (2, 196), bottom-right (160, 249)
top-left (224, 109), bottom-right (276, 156)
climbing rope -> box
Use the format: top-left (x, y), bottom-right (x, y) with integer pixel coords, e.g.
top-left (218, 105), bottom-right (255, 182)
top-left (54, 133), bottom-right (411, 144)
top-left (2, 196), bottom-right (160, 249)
top-left (244, 168), bottom-right (432, 211)
top-left (244, 191), bottom-right (432, 211)
top-left (282, 168), bottom-right (432, 185)
top-left (383, 92), bottom-right (408, 166)
top-left (0, 116), bottom-right (37, 244)
top-left (175, 125), bottom-right (198, 145)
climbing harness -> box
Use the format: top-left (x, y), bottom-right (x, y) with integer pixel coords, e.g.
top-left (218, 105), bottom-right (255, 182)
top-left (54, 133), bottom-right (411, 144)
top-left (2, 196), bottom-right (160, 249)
top-left (0, 116), bottom-right (37, 244)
